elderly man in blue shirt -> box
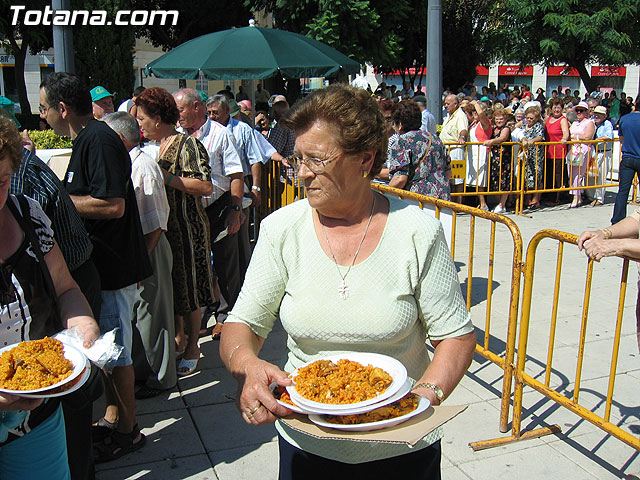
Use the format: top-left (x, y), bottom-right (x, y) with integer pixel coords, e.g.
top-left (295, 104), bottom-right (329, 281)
top-left (586, 105), bottom-right (614, 206)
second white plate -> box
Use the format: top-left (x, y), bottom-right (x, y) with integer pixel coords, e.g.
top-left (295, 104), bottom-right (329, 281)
top-left (308, 395), bottom-right (430, 432)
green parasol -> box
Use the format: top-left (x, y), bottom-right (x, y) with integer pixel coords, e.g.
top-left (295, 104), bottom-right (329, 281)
top-left (144, 25), bottom-right (360, 80)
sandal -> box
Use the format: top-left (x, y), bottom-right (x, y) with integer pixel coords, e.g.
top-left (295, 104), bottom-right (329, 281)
top-left (211, 322), bottom-right (224, 340)
top-left (92, 417), bottom-right (118, 443)
top-left (135, 385), bottom-right (164, 400)
top-left (527, 203), bottom-right (540, 210)
top-left (94, 424), bottom-right (146, 464)
top-left (177, 357), bottom-right (199, 377)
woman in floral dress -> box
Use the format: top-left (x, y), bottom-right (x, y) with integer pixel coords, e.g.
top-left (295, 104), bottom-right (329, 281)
top-left (388, 100), bottom-right (451, 200)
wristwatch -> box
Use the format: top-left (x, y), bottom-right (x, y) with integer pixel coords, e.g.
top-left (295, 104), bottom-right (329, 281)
top-left (251, 185), bottom-right (261, 192)
top-left (230, 204), bottom-right (241, 211)
top-left (413, 382), bottom-right (445, 404)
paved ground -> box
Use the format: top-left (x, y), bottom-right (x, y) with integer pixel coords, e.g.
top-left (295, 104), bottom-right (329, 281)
top-left (95, 194), bottom-right (640, 480)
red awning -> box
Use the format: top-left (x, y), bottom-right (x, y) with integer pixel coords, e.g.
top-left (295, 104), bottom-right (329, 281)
top-left (591, 66), bottom-right (626, 77)
top-left (547, 66), bottom-right (579, 76)
top-left (498, 65), bottom-right (533, 76)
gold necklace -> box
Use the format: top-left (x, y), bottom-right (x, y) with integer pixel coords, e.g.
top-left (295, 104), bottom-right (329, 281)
top-left (320, 195), bottom-right (376, 300)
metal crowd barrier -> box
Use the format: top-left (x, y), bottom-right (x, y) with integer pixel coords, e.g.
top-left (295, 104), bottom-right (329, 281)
top-left (470, 230), bottom-right (640, 451)
top-left (444, 138), bottom-right (622, 215)
top-left (370, 184), bottom-right (524, 434)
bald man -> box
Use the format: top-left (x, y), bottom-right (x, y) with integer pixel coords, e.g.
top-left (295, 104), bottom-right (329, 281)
top-left (440, 94), bottom-right (469, 202)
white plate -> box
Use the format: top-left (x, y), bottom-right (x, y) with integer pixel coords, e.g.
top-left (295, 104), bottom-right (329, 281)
top-left (0, 341), bottom-right (88, 395)
top-left (308, 395), bottom-right (430, 432)
top-left (21, 359), bottom-right (91, 398)
top-left (292, 378), bottom-right (412, 416)
top-left (286, 353), bottom-right (408, 411)
top-left (269, 383), bottom-right (310, 414)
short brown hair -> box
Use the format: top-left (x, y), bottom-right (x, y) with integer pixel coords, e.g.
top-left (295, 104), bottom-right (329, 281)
top-left (548, 97), bottom-right (564, 108)
top-left (135, 87), bottom-right (179, 125)
top-left (282, 84), bottom-right (387, 177)
top-left (0, 115), bottom-right (22, 171)
top-left (391, 100), bottom-right (422, 132)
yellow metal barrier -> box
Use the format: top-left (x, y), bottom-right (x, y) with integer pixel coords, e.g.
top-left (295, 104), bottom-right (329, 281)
top-left (470, 229), bottom-right (640, 451)
top-left (444, 138), bottom-right (622, 215)
top-left (371, 184), bottom-right (523, 434)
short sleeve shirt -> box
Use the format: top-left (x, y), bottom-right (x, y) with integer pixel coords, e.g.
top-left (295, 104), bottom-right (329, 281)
top-left (64, 119), bottom-right (151, 290)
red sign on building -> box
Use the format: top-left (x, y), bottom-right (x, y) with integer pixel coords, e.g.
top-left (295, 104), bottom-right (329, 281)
top-left (498, 65), bottom-right (533, 76)
top-left (591, 66), bottom-right (627, 77)
top-left (475, 66), bottom-right (489, 76)
top-left (547, 66), bottom-right (579, 76)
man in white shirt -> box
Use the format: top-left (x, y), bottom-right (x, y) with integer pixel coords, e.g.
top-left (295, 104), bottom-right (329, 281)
top-left (440, 94), bottom-right (469, 202)
top-left (173, 89), bottom-right (245, 336)
top-left (103, 111), bottom-right (176, 397)
top-left (205, 94), bottom-right (271, 335)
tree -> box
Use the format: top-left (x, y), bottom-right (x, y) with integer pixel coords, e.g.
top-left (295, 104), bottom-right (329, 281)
top-left (248, 0), bottom-right (408, 67)
top-left (0, 0), bottom-right (52, 113)
top-left (442, 0), bottom-right (493, 92)
top-left (484, 0), bottom-right (640, 92)
top-left (375, 0), bottom-right (493, 93)
top-left (132, 0), bottom-right (253, 50)
top-left (70, 0), bottom-right (136, 106)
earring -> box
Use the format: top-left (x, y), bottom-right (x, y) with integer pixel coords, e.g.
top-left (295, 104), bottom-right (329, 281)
top-left (362, 171), bottom-right (368, 178)
top-left (155, 122), bottom-right (159, 129)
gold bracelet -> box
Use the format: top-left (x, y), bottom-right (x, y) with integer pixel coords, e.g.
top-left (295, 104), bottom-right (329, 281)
top-left (601, 228), bottom-right (613, 240)
top-left (227, 343), bottom-right (249, 369)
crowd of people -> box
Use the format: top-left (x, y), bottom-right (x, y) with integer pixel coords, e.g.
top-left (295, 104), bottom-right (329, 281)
top-left (431, 84), bottom-right (629, 212)
top-left (0, 72), bottom-right (299, 479)
top-left (1, 68), bottom-right (639, 478)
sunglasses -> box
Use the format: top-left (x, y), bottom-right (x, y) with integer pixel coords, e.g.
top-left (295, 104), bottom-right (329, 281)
top-left (575, 109), bottom-right (587, 113)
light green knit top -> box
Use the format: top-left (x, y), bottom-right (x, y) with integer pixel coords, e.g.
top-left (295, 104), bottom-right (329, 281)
top-left (227, 194), bottom-right (473, 463)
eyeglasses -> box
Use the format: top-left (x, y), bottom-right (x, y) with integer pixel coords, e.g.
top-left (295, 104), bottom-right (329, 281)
top-left (284, 154), bottom-right (338, 174)
top-left (39, 104), bottom-right (55, 114)
top-left (575, 109), bottom-right (587, 113)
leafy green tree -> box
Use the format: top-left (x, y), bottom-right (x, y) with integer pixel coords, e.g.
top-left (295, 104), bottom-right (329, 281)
top-left (70, 0), bottom-right (136, 106)
top-left (132, 0), bottom-right (253, 50)
top-left (0, 0), bottom-right (52, 113)
top-left (442, 0), bottom-right (492, 92)
top-left (248, 0), bottom-right (407, 67)
top-left (484, 0), bottom-right (640, 92)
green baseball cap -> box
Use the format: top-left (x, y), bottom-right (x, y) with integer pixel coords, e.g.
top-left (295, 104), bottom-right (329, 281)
top-left (196, 90), bottom-right (208, 103)
top-left (90, 86), bottom-right (113, 102)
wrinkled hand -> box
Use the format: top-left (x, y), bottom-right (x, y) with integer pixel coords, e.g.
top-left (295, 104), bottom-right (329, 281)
top-left (249, 190), bottom-right (261, 208)
top-left (577, 230), bottom-right (603, 251)
top-left (0, 393), bottom-right (42, 411)
top-left (235, 358), bottom-right (293, 426)
top-left (581, 236), bottom-right (617, 262)
top-left (225, 208), bottom-right (245, 235)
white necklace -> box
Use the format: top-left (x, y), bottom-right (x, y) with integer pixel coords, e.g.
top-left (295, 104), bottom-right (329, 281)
top-left (320, 195), bottom-right (376, 300)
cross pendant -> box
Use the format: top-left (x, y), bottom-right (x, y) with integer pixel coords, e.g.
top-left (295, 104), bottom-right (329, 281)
top-left (338, 280), bottom-right (350, 300)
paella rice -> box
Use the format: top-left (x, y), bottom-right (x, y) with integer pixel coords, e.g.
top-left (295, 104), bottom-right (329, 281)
top-left (293, 359), bottom-right (392, 404)
top-left (325, 393), bottom-right (420, 424)
top-left (0, 337), bottom-right (73, 390)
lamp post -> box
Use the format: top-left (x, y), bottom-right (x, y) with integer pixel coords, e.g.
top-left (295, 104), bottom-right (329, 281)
top-left (426, 0), bottom-right (442, 124)
top-left (52, 0), bottom-right (75, 73)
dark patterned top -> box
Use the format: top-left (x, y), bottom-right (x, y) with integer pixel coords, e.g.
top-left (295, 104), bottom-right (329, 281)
top-left (10, 148), bottom-right (92, 271)
top-left (0, 195), bottom-right (61, 446)
top-left (159, 134), bottom-right (215, 314)
top-left (388, 129), bottom-right (451, 200)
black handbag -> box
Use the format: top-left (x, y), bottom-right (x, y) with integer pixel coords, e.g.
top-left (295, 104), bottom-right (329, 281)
top-left (7, 194), bottom-right (103, 409)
